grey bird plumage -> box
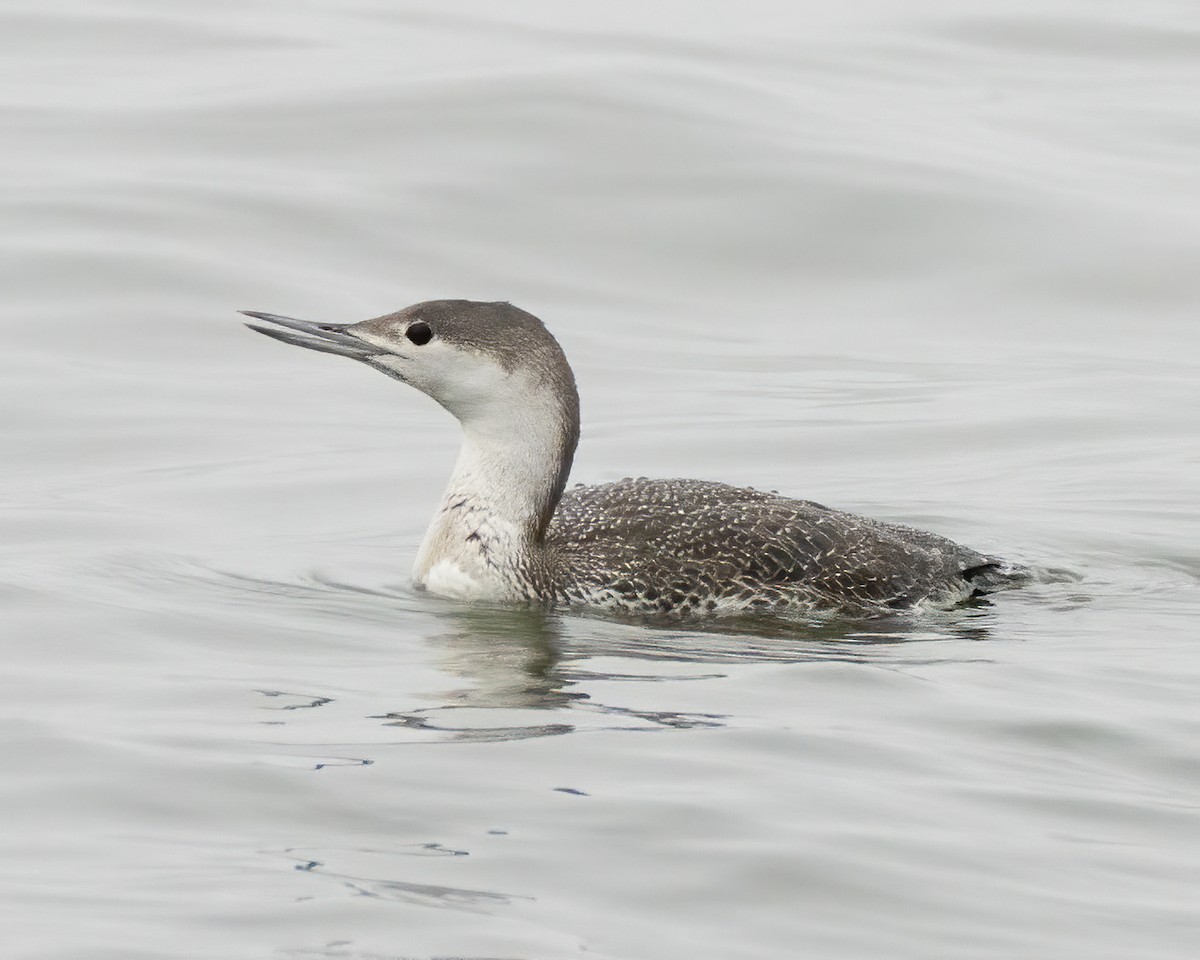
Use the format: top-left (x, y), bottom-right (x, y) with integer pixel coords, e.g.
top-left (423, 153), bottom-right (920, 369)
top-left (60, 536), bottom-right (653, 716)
top-left (244, 299), bottom-right (1010, 618)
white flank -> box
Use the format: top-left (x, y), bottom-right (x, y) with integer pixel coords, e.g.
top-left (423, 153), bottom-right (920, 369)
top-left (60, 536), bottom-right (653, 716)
top-left (421, 559), bottom-right (488, 600)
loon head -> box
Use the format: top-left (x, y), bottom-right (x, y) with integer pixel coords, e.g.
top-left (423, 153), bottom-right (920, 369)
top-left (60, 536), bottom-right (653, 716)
top-left (244, 301), bottom-right (581, 540)
top-left (243, 299), bottom-right (579, 435)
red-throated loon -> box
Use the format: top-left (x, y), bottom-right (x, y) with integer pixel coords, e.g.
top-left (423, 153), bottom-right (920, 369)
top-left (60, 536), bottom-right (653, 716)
top-left (243, 300), bottom-right (1011, 617)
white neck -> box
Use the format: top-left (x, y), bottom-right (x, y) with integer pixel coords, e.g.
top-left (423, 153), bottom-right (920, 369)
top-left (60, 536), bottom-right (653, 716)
top-left (412, 389), bottom-right (575, 602)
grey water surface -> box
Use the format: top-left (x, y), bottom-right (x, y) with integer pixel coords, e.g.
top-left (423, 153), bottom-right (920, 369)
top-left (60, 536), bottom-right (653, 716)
top-left (3, 2), bottom-right (1199, 959)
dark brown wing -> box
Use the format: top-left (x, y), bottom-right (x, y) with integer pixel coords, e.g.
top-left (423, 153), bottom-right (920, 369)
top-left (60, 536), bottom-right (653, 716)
top-left (546, 478), bottom-right (996, 614)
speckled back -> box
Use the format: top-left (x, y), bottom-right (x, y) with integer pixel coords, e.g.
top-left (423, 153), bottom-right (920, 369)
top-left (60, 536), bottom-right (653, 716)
top-left (542, 478), bottom-right (999, 617)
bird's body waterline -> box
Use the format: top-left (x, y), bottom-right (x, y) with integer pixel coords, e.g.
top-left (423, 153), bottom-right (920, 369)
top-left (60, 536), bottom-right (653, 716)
top-left (243, 300), bottom-right (1013, 618)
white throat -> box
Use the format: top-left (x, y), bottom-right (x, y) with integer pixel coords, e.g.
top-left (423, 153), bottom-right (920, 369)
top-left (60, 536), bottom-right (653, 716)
top-left (412, 379), bottom-right (574, 602)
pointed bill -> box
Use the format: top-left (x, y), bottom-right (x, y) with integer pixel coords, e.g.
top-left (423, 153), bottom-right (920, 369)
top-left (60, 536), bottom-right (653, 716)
top-left (241, 311), bottom-right (378, 360)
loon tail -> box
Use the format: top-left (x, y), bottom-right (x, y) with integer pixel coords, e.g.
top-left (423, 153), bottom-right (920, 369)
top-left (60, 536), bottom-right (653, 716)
top-left (962, 559), bottom-right (1028, 598)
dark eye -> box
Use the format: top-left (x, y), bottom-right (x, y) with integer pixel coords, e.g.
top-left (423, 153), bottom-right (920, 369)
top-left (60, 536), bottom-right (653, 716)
top-left (405, 321), bottom-right (432, 346)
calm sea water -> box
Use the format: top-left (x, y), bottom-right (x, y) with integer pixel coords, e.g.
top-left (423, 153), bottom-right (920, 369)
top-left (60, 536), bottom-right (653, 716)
top-left (4, 3), bottom-right (1199, 959)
